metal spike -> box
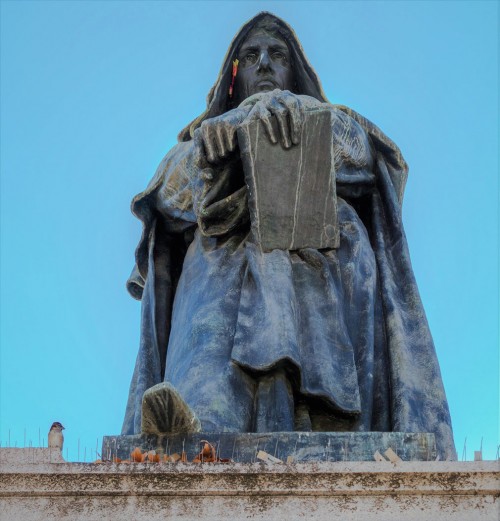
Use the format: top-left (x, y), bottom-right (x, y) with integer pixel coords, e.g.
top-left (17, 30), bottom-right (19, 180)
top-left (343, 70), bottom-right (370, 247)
top-left (253, 440), bottom-right (259, 463)
top-left (231, 438), bottom-right (236, 461)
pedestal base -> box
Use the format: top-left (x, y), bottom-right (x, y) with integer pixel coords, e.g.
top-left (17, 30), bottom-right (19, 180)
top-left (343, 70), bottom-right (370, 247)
top-left (102, 431), bottom-right (436, 463)
top-left (1, 449), bottom-right (498, 521)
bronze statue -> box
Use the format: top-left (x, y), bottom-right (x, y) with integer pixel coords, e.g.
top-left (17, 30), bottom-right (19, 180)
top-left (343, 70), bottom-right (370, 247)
top-left (122, 12), bottom-right (456, 460)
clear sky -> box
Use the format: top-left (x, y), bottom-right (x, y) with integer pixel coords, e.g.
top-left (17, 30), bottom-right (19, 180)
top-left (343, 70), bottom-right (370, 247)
top-left (1, 0), bottom-right (498, 461)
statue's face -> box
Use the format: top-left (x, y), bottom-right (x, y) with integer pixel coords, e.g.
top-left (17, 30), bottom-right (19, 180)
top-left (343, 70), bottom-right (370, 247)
top-left (234, 30), bottom-right (294, 103)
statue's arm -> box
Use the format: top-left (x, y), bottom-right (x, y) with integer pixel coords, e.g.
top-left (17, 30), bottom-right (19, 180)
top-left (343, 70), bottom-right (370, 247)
top-left (191, 129), bottom-right (249, 237)
top-left (150, 92), bottom-right (377, 244)
top-left (127, 141), bottom-right (201, 296)
top-left (147, 127), bottom-right (249, 238)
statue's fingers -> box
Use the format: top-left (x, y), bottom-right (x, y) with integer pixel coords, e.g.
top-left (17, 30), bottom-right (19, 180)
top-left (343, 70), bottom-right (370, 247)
top-left (248, 104), bottom-right (277, 144)
top-left (225, 125), bottom-right (237, 152)
top-left (260, 112), bottom-right (278, 144)
top-left (255, 105), bottom-right (277, 144)
top-left (214, 126), bottom-right (227, 158)
top-left (193, 128), bottom-right (205, 154)
top-left (269, 101), bottom-right (291, 149)
top-left (277, 90), bottom-right (300, 112)
top-left (201, 123), bottom-right (217, 163)
top-left (278, 93), bottom-right (303, 145)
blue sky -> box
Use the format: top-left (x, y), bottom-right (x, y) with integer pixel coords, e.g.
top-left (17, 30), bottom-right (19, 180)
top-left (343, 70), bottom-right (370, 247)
top-left (1, 0), bottom-right (498, 461)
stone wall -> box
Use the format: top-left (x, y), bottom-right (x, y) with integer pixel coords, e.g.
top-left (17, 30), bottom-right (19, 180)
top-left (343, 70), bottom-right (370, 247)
top-left (0, 449), bottom-right (498, 520)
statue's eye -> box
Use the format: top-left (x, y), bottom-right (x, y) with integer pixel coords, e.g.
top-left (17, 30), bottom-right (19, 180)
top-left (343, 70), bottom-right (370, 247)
top-left (271, 51), bottom-right (287, 63)
top-left (244, 53), bottom-right (258, 64)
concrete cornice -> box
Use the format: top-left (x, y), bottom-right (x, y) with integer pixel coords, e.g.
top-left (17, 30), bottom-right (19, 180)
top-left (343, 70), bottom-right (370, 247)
top-left (1, 449), bottom-right (498, 520)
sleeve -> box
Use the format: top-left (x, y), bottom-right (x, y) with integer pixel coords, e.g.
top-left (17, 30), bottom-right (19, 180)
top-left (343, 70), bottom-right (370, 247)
top-left (328, 107), bottom-right (377, 200)
top-left (334, 105), bottom-right (409, 204)
top-left (128, 129), bottom-right (252, 297)
top-left (155, 126), bottom-right (250, 238)
top-left (125, 140), bottom-right (198, 295)
top-left (191, 151), bottom-right (249, 237)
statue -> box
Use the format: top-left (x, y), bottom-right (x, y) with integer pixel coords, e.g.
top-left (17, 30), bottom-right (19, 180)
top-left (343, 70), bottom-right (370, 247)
top-left (121, 12), bottom-right (456, 460)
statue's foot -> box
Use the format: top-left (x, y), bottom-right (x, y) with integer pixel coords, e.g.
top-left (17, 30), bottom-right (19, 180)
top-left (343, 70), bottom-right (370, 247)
top-left (141, 382), bottom-right (202, 435)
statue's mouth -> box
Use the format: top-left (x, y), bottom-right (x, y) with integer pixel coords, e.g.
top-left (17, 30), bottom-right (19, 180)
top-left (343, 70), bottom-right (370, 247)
top-left (255, 79), bottom-right (278, 90)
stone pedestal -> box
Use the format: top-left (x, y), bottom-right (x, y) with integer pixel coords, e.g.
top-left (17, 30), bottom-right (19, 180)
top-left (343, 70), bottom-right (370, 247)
top-left (1, 448), bottom-right (498, 520)
top-left (102, 431), bottom-right (437, 463)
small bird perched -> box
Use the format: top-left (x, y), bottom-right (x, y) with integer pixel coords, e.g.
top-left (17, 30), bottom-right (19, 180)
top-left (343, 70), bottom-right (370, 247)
top-left (48, 421), bottom-right (65, 450)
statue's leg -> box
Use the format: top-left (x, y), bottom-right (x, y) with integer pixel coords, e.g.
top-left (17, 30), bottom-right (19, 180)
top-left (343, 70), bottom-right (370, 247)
top-left (294, 400), bottom-right (313, 431)
top-left (157, 233), bottom-right (256, 433)
top-left (172, 362), bottom-right (256, 432)
top-left (141, 364), bottom-right (257, 434)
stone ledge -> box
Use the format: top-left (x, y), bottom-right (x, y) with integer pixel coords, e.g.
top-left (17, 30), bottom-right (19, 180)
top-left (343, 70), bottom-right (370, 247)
top-left (0, 450), bottom-right (498, 521)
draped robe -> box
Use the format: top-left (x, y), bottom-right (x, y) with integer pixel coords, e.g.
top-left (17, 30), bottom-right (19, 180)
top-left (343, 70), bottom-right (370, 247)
top-left (122, 97), bottom-right (456, 460)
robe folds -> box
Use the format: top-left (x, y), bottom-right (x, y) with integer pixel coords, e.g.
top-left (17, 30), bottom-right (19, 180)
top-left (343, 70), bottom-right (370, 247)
top-left (122, 98), bottom-right (457, 460)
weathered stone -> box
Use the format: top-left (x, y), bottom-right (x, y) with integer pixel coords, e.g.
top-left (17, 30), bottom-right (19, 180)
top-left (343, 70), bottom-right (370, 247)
top-left (1, 449), bottom-right (498, 521)
top-left (102, 431), bottom-right (437, 463)
top-left (0, 448), bottom-right (65, 465)
top-left (238, 108), bottom-right (338, 251)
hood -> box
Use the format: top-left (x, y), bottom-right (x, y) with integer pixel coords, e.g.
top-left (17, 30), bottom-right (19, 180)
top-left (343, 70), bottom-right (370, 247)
top-left (178, 12), bottom-right (329, 141)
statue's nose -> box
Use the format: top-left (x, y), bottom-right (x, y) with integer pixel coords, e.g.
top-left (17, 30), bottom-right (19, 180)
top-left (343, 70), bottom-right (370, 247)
top-left (257, 51), bottom-right (272, 72)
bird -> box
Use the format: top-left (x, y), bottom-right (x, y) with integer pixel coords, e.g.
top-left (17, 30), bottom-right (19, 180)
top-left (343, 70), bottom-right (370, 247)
top-left (48, 421), bottom-right (65, 450)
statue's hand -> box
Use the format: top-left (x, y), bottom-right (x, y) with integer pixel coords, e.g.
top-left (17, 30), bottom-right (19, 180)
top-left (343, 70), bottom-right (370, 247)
top-left (200, 107), bottom-right (250, 164)
top-left (245, 90), bottom-right (304, 148)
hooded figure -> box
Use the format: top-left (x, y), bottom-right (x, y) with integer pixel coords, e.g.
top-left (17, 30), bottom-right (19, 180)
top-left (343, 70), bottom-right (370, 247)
top-left (122, 12), bottom-right (456, 460)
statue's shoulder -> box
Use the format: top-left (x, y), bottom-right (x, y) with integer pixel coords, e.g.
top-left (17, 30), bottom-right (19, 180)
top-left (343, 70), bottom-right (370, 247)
top-left (141, 140), bottom-right (195, 191)
top-left (332, 105), bottom-right (408, 203)
top-left (153, 141), bottom-right (195, 184)
top-left (333, 105), bottom-right (408, 174)
top-left (131, 140), bottom-right (197, 214)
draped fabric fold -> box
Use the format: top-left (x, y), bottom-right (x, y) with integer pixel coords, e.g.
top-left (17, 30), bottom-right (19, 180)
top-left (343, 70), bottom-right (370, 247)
top-left (122, 107), bottom-right (456, 459)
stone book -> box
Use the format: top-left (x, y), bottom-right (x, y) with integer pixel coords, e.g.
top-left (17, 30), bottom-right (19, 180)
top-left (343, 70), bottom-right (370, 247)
top-left (237, 108), bottom-right (338, 252)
